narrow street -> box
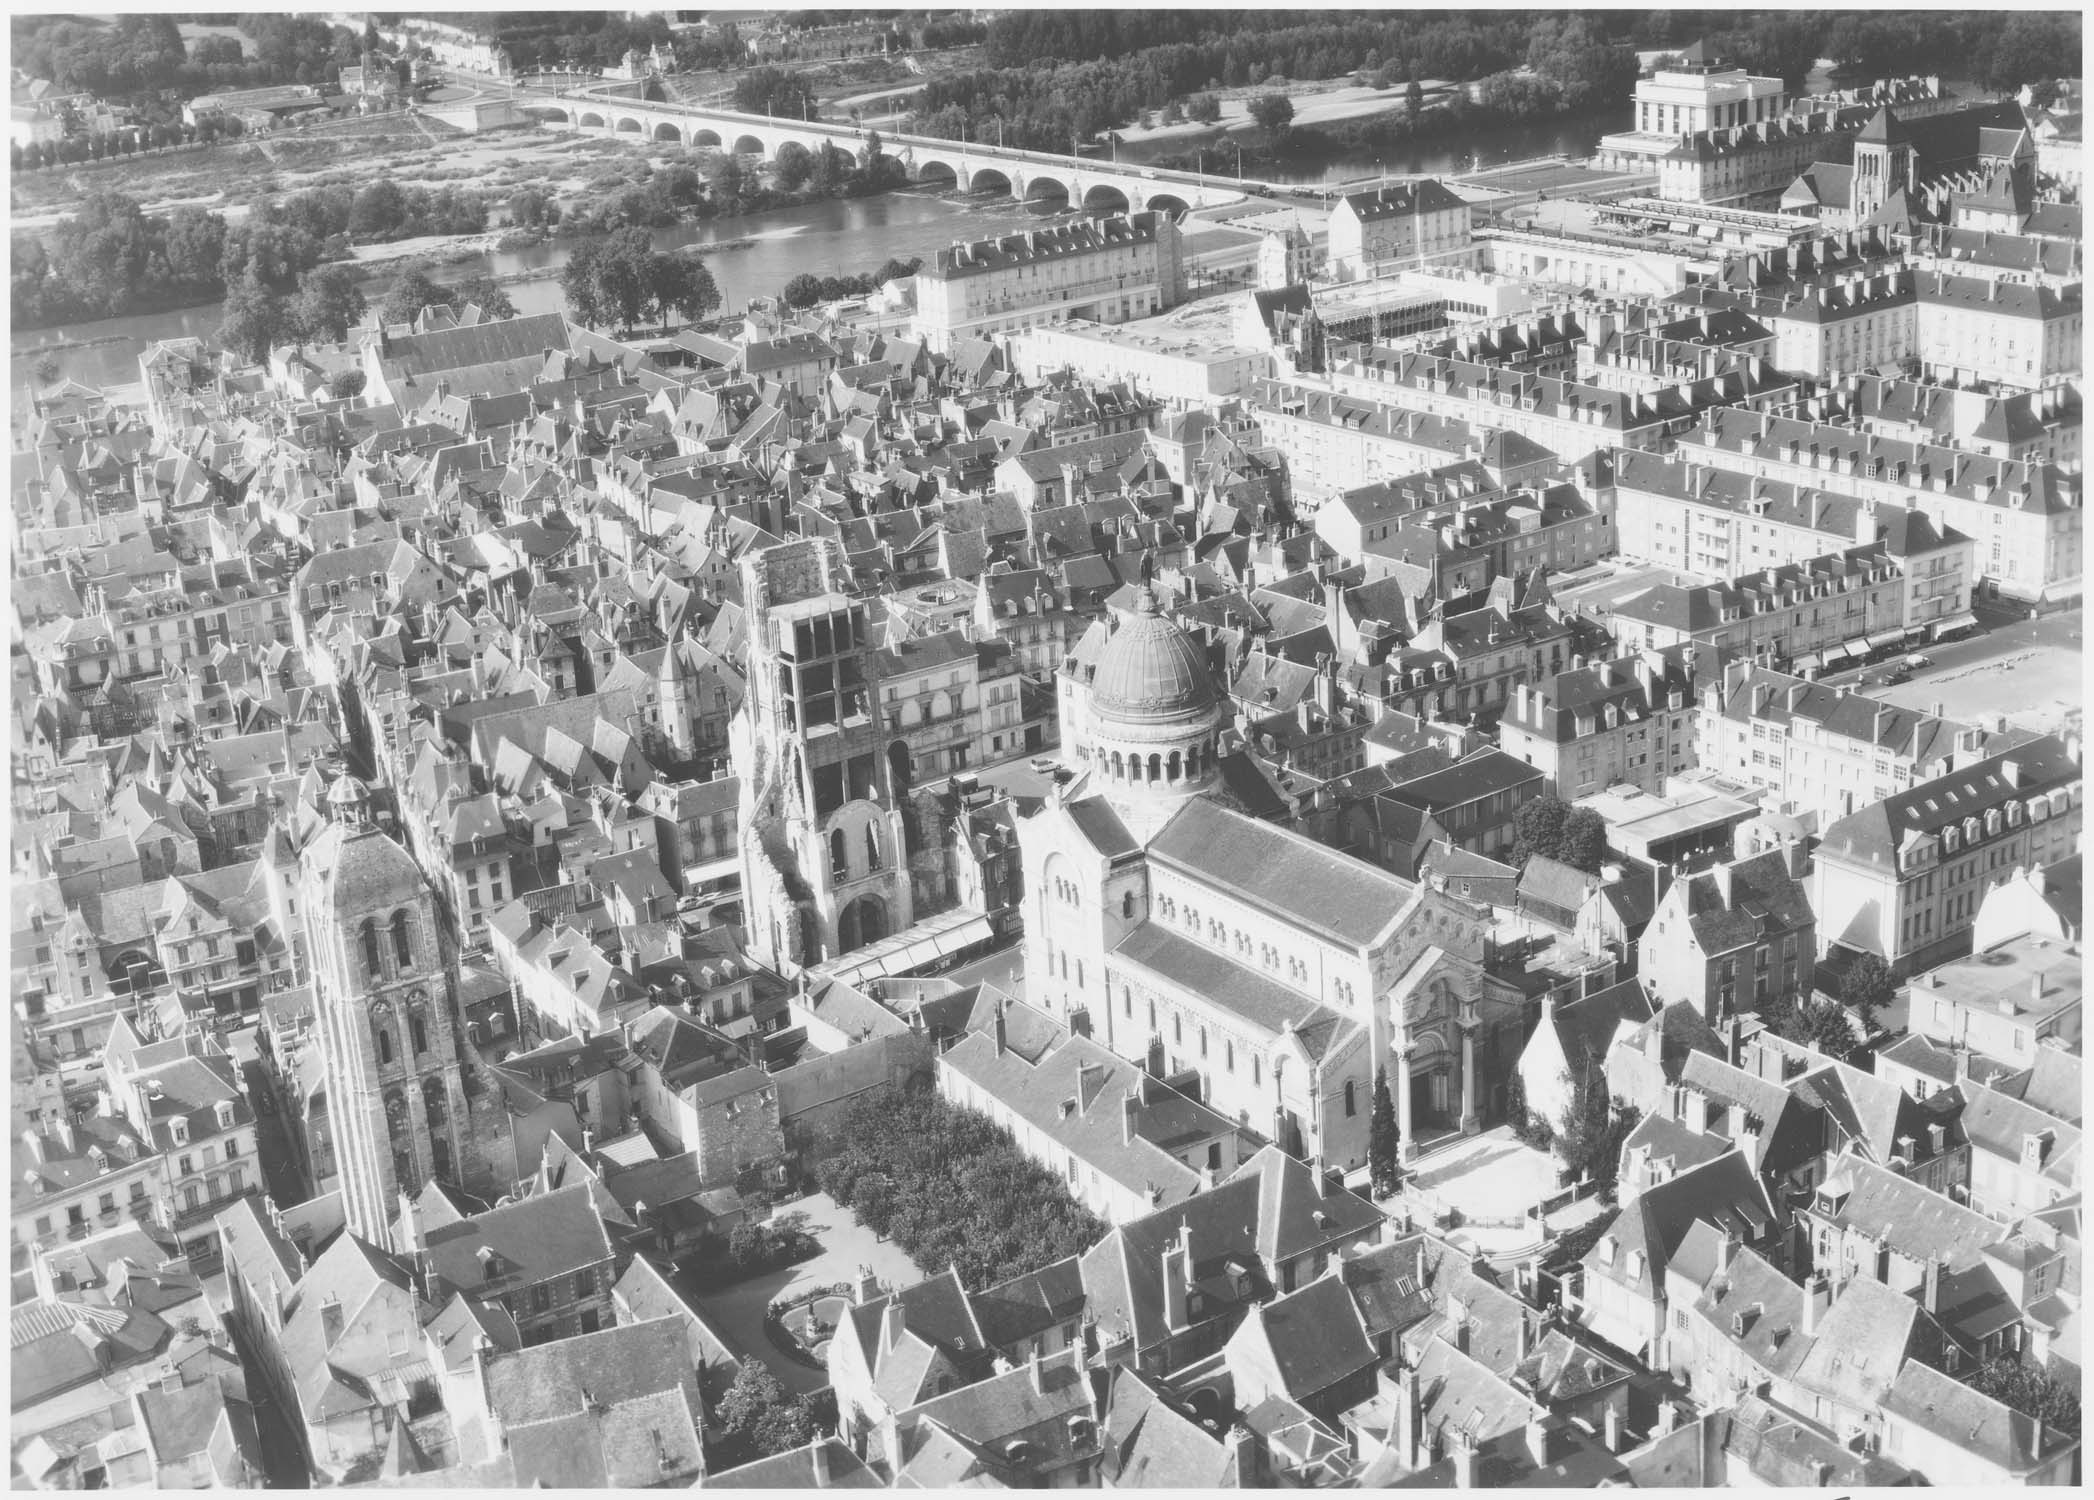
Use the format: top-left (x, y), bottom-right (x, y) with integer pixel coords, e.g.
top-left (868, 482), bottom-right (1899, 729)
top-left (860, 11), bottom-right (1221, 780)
top-left (239, 1054), bottom-right (310, 1210)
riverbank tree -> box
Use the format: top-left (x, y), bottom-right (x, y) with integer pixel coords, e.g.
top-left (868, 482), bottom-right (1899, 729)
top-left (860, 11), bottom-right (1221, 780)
top-left (561, 230), bottom-right (721, 334)
top-left (779, 256), bottom-right (920, 308)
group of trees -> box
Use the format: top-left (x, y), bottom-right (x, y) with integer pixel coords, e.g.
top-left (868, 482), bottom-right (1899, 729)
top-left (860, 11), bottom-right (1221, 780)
top-left (11, 193), bottom-right (234, 328)
top-left (12, 114), bottom-right (248, 172)
top-left (1512, 795), bottom-right (1608, 873)
top-left (12, 13), bottom-right (356, 102)
top-left (709, 1362), bottom-right (823, 1470)
top-left (374, 267), bottom-right (516, 327)
top-left (560, 229), bottom-right (721, 333)
top-left (12, 173), bottom-right (499, 333)
top-left (1966, 1354), bottom-right (2082, 1438)
top-left (1518, 1063), bottom-right (1641, 1204)
top-left (780, 256), bottom-right (920, 309)
top-left (813, 1085), bottom-right (1106, 1289)
top-left (734, 66), bottom-right (819, 120)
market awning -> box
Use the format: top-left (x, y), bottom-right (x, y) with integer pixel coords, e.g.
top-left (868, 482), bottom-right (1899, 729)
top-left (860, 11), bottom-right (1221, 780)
top-left (1822, 641), bottom-right (1858, 662)
top-left (1930, 612), bottom-right (1978, 637)
top-left (1792, 652), bottom-right (1823, 672)
top-left (1865, 630), bottom-right (1907, 650)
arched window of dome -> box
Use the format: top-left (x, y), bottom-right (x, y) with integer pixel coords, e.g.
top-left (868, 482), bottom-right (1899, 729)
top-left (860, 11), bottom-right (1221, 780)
top-left (390, 911), bottom-right (413, 969)
top-left (360, 919), bottom-right (382, 976)
top-left (1167, 750), bottom-right (1182, 783)
top-left (1110, 752), bottom-right (1125, 781)
top-left (1148, 753), bottom-right (1162, 782)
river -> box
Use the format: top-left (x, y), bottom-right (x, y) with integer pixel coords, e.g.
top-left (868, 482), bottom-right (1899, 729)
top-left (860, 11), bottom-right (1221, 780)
top-left (1113, 107), bottom-right (1622, 186)
top-left (7, 189), bottom-right (1077, 403)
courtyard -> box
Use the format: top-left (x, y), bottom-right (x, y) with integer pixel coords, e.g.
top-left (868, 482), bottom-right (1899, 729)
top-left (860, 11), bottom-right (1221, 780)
top-left (684, 1191), bottom-right (926, 1395)
top-left (1399, 1125), bottom-right (1611, 1263)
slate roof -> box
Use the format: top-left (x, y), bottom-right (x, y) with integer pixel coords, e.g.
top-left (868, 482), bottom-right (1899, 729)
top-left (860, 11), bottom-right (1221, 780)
top-left (484, 1317), bottom-right (704, 1487)
top-left (1147, 796), bottom-right (1415, 949)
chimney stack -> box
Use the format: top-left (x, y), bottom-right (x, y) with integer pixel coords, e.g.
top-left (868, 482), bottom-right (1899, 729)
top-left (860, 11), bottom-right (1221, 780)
top-left (1398, 1364), bottom-right (1423, 1469)
top-left (881, 1296), bottom-right (907, 1354)
top-left (1122, 1092), bottom-right (1139, 1145)
top-left (1604, 1402), bottom-right (1624, 1454)
top-left (1801, 1273), bottom-right (1829, 1337)
top-left (1453, 1428), bottom-right (1481, 1488)
top-left (811, 1441), bottom-right (831, 1488)
top-left (1524, 1412), bottom-right (1552, 1469)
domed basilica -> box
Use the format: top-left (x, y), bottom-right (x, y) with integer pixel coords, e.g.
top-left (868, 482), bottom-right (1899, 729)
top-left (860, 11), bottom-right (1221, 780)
top-left (1019, 585), bottom-right (1521, 1176)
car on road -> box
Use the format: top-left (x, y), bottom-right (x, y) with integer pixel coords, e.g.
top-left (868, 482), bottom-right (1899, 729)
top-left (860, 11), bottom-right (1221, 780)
top-left (1903, 653), bottom-right (1932, 669)
top-left (1860, 666), bottom-right (1910, 687)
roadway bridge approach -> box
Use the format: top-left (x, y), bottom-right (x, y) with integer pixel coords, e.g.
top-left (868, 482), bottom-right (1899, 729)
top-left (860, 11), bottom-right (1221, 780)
top-left (527, 90), bottom-right (1250, 215)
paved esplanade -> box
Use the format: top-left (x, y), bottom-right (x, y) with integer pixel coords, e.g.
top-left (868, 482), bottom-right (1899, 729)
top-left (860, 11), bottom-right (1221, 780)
top-left (517, 82), bottom-right (1251, 212)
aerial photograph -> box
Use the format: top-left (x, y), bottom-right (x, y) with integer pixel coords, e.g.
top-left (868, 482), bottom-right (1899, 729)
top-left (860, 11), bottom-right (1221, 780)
top-left (5, 5), bottom-right (2084, 1489)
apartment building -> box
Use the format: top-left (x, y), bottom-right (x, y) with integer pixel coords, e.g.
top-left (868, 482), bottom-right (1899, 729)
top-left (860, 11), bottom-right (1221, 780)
top-left (1250, 381), bottom-right (1481, 502)
top-left (914, 212), bottom-right (1185, 353)
top-left (1670, 406), bottom-right (2083, 604)
top-left (1814, 734), bottom-right (2084, 975)
top-left (1797, 373), bottom-right (2081, 468)
top-left (1640, 846), bottom-right (1816, 1023)
top-left (1604, 542), bottom-right (1912, 668)
top-left (1611, 451), bottom-right (1976, 638)
top-left (1499, 647), bottom-right (1698, 798)
top-left (1914, 270), bottom-right (2083, 389)
top-left (1326, 179), bottom-right (1473, 281)
top-left (1694, 662), bottom-right (2006, 828)
top-left (875, 629), bottom-right (1030, 782)
top-left (1320, 344), bottom-right (1798, 465)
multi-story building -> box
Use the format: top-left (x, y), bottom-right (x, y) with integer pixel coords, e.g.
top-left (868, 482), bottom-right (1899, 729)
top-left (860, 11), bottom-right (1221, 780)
top-left (1611, 451), bottom-right (1977, 638)
top-left (1326, 179), bottom-right (1473, 281)
top-left (1693, 662), bottom-right (2011, 828)
top-left (1318, 344), bottom-right (1797, 466)
top-left (914, 212), bottom-right (1184, 353)
top-left (1903, 930), bottom-right (2082, 1066)
top-left (875, 629), bottom-right (1029, 783)
top-left (733, 537), bottom-right (915, 970)
top-left (1499, 646), bottom-right (1698, 799)
top-left (1603, 542), bottom-right (1913, 668)
top-left (1814, 734), bottom-right (2084, 975)
top-left (1639, 845), bottom-right (1816, 1023)
top-left (1672, 404), bottom-right (2083, 606)
top-left (1804, 372), bottom-right (2082, 469)
top-left (1251, 381), bottom-right (1482, 502)
top-left (1914, 270), bottom-right (2084, 390)
top-left (413, 1183), bottom-right (619, 1345)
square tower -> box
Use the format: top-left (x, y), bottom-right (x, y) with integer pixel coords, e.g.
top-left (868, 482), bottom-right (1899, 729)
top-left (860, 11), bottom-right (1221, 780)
top-left (733, 538), bottom-right (914, 970)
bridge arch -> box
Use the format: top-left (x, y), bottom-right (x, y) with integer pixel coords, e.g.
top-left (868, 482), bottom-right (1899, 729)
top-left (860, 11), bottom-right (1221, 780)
top-left (578, 111), bottom-right (607, 129)
top-left (967, 166), bottom-right (1013, 197)
top-left (1146, 192), bottom-right (1190, 215)
top-left (1023, 174), bottom-right (1071, 206)
top-left (540, 106), bottom-right (570, 124)
top-left (1082, 183), bottom-right (1130, 214)
top-left (732, 133), bottom-right (765, 157)
top-left (653, 121), bottom-right (681, 143)
top-left (615, 116), bottom-right (643, 135)
top-left (692, 128), bottom-right (723, 149)
top-left (915, 158), bottom-right (960, 190)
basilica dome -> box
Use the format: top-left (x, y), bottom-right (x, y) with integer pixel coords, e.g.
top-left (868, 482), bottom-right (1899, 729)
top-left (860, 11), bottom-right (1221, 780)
top-left (1089, 588), bottom-right (1219, 725)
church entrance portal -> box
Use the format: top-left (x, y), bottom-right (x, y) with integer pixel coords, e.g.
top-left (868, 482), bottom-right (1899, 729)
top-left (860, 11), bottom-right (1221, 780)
top-left (837, 894), bottom-right (887, 954)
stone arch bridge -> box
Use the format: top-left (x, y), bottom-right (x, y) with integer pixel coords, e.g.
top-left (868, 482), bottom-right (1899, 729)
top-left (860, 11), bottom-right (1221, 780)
top-left (535, 93), bottom-right (1243, 215)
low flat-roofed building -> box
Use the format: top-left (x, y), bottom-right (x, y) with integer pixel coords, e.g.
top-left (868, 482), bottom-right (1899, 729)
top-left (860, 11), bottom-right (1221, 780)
top-left (1905, 930), bottom-right (2082, 1064)
top-left (1009, 316), bottom-right (1271, 406)
top-left (1576, 779), bottom-right (1761, 870)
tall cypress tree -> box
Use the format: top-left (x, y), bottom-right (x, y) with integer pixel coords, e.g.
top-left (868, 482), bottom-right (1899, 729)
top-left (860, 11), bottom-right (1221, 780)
top-left (1369, 1067), bottom-right (1400, 1196)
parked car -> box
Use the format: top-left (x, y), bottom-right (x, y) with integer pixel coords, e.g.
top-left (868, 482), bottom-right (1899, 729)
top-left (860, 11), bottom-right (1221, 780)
top-left (1903, 653), bottom-right (1932, 669)
top-left (1860, 666), bottom-right (1910, 687)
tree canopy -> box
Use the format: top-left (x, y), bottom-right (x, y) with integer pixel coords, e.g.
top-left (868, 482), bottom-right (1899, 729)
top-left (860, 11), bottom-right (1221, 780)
top-left (813, 1085), bottom-right (1105, 1289)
